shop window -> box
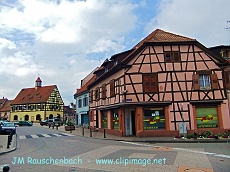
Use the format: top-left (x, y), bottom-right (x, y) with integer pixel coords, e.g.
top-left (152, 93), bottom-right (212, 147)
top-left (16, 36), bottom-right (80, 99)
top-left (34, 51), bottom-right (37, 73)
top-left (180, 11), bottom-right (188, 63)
top-left (196, 107), bottom-right (218, 128)
top-left (143, 108), bottom-right (165, 130)
top-left (110, 80), bottom-right (115, 97)
top-left (143, 74), bottom-right (158, 93)
top-left (112, 109), bottom-right (119, 129)
top-left (164, 51), bottom-right (181, 62)
top-left (102, 112), bottom-right (107, 128)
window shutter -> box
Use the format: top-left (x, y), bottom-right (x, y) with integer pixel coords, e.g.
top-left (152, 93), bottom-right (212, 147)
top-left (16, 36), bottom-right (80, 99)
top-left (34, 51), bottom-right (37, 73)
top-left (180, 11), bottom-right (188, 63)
top-left (193, 74), bottom-right (200, 90)
top-left (211, 73), bottom-right (218, 89)
top-left (102, 84), bottom-right (106, 99)
top-left (90, 90), bottom-right (93, 102)
top-left (224, 71), bottom-right (230, 90)
top-left (110, 80), bottom-right (115, 97)
top-left (151, 74), bottom-right (158, 92)
top-left (143, 75), bottom-right (150, 92)
top-left (90, 111), bottom-right (94, 122)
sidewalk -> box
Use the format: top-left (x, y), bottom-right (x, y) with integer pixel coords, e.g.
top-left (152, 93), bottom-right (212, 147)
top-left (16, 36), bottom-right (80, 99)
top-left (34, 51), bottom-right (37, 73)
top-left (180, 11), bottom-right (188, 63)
top-left (34, 123), bottom-right (230, 143)
top-left (0, 134), bottom-right (17, 155)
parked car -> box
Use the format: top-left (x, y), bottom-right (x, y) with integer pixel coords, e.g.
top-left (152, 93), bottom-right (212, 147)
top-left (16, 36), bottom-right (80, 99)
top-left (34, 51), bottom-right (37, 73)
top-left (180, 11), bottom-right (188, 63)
top-left (47, 118), bottom-right (63, 127)
top-left (0, 122), bottom-right (16, 135)
top-left (19, 121), bottom-right (33, 126)
top-left (13, 120), bottom-right (19, 126)
top-left (40, 120), bottom-right (48, 126)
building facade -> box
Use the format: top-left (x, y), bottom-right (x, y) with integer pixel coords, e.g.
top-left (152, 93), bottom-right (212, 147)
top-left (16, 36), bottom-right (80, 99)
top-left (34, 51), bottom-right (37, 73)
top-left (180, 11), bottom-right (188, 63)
top-left (88, 29), bottom-right (230, 137)
top-left (0, 98), bottom-right (12, 120)
top-left (10, 77), bottom-right (64, 122)
top-left (74, 70), bottom-right (97, 127)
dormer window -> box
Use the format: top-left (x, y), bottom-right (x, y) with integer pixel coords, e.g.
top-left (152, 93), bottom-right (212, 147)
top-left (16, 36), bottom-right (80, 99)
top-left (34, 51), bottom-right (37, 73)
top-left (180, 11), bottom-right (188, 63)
top-left (105, 67), bottom-right (108, 72)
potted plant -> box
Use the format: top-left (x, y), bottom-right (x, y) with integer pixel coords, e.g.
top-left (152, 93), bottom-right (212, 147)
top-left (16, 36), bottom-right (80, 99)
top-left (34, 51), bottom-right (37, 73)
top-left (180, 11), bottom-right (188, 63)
top-left (64, 120), bottom-right (75, 131)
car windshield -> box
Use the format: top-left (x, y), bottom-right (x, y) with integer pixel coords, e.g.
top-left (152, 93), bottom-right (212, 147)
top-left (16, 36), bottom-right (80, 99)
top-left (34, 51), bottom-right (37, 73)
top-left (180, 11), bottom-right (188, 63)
top-left (4, 123), bottom-right (15, 127)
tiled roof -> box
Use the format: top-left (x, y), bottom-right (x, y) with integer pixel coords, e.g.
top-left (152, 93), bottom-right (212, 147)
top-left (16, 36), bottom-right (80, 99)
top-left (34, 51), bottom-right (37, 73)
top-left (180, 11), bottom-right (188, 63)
top-left (0, 98), bottom-right (7, 104)
top-left (74, 75), bottom-right (96, 96)
top-left (134, 29), bottom-right (195, 48)
top-left (12, 85), bottom-right (57, 105)
top-left (0, 100), bottom-right (13, 112)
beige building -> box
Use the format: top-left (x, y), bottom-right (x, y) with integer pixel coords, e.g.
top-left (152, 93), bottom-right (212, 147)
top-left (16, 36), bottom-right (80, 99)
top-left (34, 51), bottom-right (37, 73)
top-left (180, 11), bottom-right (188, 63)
top-left (10, 77), bottom-right (64, 122)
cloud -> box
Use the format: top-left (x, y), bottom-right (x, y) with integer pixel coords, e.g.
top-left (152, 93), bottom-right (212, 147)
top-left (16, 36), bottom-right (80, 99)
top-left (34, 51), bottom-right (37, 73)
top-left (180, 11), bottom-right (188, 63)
top-left (144, 0), bottom-right (230, 47)
top-left (0, 0), bottom-right (138, 104)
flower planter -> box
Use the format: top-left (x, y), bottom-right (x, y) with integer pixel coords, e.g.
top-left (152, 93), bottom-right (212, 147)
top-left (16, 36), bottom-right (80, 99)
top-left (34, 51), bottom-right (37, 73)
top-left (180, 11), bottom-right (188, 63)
top-left (65, 125), bottom-right (75, 131)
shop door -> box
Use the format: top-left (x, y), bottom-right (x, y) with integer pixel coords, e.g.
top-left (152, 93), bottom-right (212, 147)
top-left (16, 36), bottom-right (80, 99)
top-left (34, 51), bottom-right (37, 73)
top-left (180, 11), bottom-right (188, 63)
top-left (125, 109), bottom-right (135, 136)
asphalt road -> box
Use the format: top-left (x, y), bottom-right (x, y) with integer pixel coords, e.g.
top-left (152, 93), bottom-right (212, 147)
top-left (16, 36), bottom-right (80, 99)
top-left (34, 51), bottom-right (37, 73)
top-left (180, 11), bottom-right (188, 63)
top-left (0, 126), bottom-right (229, 172)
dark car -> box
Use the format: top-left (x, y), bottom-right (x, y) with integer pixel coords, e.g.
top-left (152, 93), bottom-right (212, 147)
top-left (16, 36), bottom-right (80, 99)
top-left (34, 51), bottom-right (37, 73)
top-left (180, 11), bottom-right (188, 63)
top-left (47, 118), bottom-right (63, 127)
top-left (0, 122), bottom-right (16, 135)
top-left (19, 121), bottom-right (33, 126)
top-left (40, 120), bottom-right (48, 126)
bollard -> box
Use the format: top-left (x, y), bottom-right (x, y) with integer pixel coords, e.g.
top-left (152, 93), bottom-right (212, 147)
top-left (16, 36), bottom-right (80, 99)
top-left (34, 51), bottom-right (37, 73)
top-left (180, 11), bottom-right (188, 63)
top-left (56, 125), bottom-right (58, 130)
top-left (104, 129), bottom-right (106, 138)
top-left (90, 128), bottom-right (92, 137)
top-left (7, 135), bottom-right (11, 148)
top-left (82, 127), bottom-right (84, 136)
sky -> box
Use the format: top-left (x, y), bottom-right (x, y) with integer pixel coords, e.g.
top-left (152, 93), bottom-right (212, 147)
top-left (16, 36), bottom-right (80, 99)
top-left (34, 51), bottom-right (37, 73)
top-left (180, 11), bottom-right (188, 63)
top-left (0, 0), bottom-right (229, 105)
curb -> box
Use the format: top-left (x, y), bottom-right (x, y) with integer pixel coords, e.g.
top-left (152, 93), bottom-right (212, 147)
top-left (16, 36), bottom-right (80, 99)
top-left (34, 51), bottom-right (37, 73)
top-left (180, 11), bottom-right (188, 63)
top-left (0, 134), bottom-right (17, 155)
top-left (35, 125), bottom-right (230, 143)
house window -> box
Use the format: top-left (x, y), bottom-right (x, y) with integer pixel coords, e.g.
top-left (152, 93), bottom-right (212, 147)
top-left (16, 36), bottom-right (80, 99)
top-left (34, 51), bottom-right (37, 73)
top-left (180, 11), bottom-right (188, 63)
top-left (95, 87), bottom-right (100, 101)
top-left (143, 74), bottom-right (158, 93)
top-left (78, 99), bottom-right (82, 108)
top-left (164, 51), bottom-right (181, 62)
top-left (193, 72), bottom-right (218, 90)
top-left (83, 96), bottom-right (88, 107)
top-left (199, 75), bottom-right (211, 89)
top-left (110, 80), bottom-right (115, 97)
top-left (102, 84), bottom-right (106, 99)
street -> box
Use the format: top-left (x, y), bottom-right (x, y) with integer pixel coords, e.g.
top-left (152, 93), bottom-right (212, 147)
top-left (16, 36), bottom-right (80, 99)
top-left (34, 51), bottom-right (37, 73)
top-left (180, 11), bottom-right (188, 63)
top-left (0, 125), bottom-right (229, 172)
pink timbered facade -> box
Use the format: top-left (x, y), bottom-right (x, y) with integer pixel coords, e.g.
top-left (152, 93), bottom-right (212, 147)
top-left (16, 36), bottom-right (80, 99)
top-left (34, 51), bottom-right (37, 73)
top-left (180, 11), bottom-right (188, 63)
top-left (88, 29), bottom-right (230, 137)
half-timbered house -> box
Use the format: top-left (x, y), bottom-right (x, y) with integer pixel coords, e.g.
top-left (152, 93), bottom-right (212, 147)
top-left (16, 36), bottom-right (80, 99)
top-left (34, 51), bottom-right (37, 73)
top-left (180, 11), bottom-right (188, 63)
top-left (88, 29), bottom-right (230, 137)
top-left (10, 77), bottom-right (64, 122)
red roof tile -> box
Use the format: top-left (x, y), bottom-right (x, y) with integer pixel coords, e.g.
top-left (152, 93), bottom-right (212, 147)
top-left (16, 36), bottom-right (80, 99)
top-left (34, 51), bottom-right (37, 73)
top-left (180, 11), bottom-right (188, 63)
top-left (134, 29), bottom-right (195, 48)
top-left (0, 100), bottom-right (13, 112)
top-left (12, 85), bottom-right (57, 105)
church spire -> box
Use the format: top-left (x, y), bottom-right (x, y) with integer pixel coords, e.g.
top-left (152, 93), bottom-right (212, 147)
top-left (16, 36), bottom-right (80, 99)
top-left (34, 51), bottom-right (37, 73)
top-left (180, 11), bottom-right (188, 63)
top-left (35, 77), bottom-right (42, 89)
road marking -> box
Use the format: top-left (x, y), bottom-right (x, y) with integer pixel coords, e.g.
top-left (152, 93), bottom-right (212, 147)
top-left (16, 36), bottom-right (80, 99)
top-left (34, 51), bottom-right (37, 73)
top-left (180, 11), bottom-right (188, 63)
top-left (18, 133), bottom-right (74, 139)
top-left (119, 141), bottom-right (230, 159)
top-left (60, 133), bottom-right (75, 136)
top-left (31, 135), bottom-right (39, 138)
top-left (40, 134), bottom-right (52, 137)
top-left (19, 135), bottom-right (26, 139)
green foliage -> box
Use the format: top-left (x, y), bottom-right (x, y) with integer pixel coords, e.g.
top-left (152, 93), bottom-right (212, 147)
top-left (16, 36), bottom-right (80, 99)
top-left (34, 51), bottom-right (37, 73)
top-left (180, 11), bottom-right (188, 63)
top-left (65, 120), bottom-right (74, 126)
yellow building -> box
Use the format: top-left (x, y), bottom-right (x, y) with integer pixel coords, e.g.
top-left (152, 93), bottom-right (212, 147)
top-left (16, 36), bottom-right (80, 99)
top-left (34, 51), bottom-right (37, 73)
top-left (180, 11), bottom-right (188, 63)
top-left (10, 77), bottom-right (64, 122)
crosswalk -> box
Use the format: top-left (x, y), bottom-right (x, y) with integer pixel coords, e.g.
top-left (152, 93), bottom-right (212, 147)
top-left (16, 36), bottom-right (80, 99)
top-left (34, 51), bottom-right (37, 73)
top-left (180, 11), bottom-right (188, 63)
top-left (19, 133), bottom-right (74, 139)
